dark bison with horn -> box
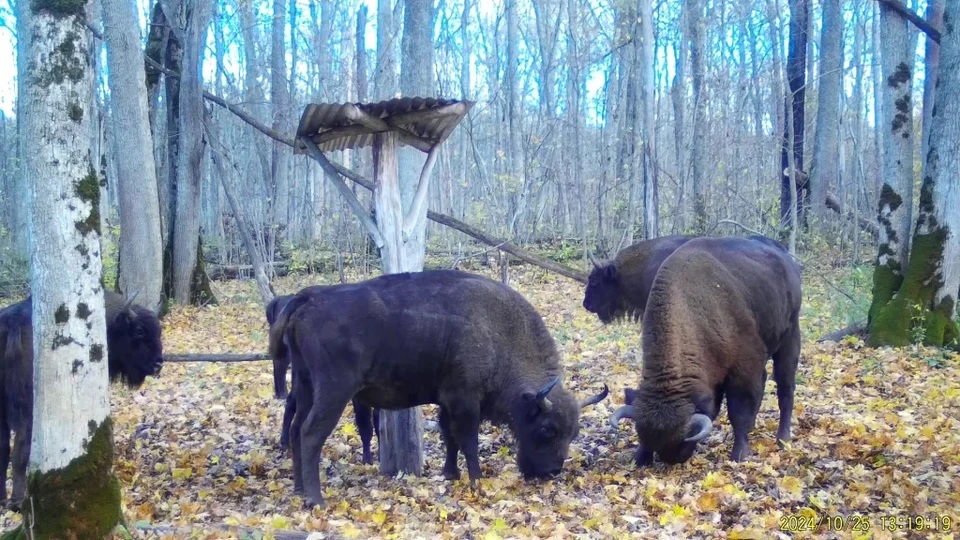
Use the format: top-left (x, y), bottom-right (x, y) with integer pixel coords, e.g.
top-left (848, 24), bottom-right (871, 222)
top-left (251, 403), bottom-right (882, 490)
top-left (0, 290), bottom-right (164, 509)
top-left (266, 294), bottom-right (380, 463)
top-left (583, 235), bottom-right (695, 323)
top-left (268, 270), bottom-right (609, 508)
top-left (610, 236), bottom-right (801, 465)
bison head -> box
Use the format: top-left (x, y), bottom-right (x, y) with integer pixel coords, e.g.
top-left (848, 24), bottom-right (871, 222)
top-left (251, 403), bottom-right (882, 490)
top-left (265, 295), bottom-right (294, 399)
top-left (106, 297), bottom-right (164, 388)
top-left (609, 392), bottom-right (713, 465)
top-left (512, 377), bottom-right (608, 479)
top-left (582, 256), bottom-right (622, 323)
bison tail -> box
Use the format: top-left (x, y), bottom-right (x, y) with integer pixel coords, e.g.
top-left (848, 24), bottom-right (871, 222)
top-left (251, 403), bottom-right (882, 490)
top-left (268, 294), bottom-right (310, 365)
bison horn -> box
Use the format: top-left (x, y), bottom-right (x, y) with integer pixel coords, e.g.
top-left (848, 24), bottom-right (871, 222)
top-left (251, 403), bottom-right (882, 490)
top-left (588, 252), bottom-right (602, 269)
top-left (608, 405), bottom-right (635, 428)
top-left (123, 291), bottom-right (139, 310)
top-left (580, 384), bottom-right (609, 408)
top-left (684, 413), bottom-right (713, 443)
top-left (536, 376), bottom-right (561, 411)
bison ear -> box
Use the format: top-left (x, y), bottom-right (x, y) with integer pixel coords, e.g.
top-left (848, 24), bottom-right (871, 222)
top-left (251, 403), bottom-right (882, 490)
top-left (520, 392), bottom-right (542, 419)
top-left (623, 387), bottom-right (639, 405)
top-left (603, 264), bottom-right (618, 282)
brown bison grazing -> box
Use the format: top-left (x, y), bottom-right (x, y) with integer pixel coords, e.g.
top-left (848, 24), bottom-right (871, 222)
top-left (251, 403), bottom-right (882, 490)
top-left (609, 236), bottom-right (801, 465)
top-left (268, 270), bottom-right (609, 507)
top-left (266, 294), bottom-right (380, 462)
top-left (583, 235), bottom-right (695, 323)
top-left (0, 291), bottom-right (164, 508)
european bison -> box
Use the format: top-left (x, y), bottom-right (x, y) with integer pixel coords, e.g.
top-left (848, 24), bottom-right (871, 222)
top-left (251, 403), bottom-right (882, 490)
top-left (0, 291), bottom-right (164, 508)
top-left (583, 235), bottom-right (695, 323)
top-left (268, 270), bottom-right (608, 507)
top-left (609, 236), bottom-right (801, 465)
top-left (266, 295), bottom-right (380, 462)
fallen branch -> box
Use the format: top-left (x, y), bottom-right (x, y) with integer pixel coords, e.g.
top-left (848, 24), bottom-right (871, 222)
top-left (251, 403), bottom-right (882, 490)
top-left (164, 353), bottom-right (270, 363)
top-left (131, 523), bottom-right (312, 540)
top-left (818, 321), bottom-right (868, 343)
top-left (875, 0), bottom-right (941, 43)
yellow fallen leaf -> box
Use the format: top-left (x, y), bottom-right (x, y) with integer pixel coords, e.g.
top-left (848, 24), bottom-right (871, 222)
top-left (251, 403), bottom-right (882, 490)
top-left (780, 476), bottom-right (802, 495)
top-left (371, 510), bottom-right (387, 526)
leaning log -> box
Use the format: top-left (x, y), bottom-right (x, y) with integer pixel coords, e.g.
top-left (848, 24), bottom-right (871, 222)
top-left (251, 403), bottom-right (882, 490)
top-left (817, 321), bottom-right (867, 343)
top-left (164, 353), bottom-right (270, 363)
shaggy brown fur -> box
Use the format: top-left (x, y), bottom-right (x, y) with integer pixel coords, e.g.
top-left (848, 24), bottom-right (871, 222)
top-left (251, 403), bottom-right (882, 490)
top-left (612, 236), bottom-right (801, 465)
top-left (0, 291), bottom-right (163, 509)
top-left (268, 270), bottom-right (607, 508)
top-left (583, 235), bottom-right (696, 323)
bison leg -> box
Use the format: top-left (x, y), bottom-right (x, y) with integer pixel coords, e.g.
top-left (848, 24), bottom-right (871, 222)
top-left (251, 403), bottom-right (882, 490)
top-left (299, 388), bottom-right (353, 508)
top-left (725, 383), bottom-right (762, 462)
top-left (10, 423), bottom-right (30, 510)
top-left (280, 392), bottom-right (296, 450)
top-left (353, 399), bottom-right (375, 465)
top-left (772, 328), bottom-right (800, 447)
top-left (633, 443), bottom-right (654, 467)
top-left (0, 414), bottom-right (8, 504)
top-left (290, 374), bottom-right (311, 496)
top-left (437, 406), bottom-right (461, 480)
top-left (445, 400), bottom-right (482, 486)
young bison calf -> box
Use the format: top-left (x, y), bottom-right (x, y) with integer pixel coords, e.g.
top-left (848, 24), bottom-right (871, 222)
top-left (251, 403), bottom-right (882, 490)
top-left (269, 270), bottom-right (608, 508)
top-left (610, 236), bottom-right (801, 465)
top-left (0, 291), bottom-right (164, 509)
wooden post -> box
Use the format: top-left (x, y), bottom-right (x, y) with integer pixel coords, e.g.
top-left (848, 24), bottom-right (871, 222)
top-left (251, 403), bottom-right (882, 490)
top-left (372, 131), bottom-right (425, 476)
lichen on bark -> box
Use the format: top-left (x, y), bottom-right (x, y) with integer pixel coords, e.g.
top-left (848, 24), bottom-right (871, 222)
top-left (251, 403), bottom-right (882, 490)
top-left (0, 418), bottom-right (121, 540)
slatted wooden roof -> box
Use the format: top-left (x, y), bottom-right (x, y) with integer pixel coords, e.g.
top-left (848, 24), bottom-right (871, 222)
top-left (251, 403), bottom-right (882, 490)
top-left (294, 97), bottom-right (474, 155)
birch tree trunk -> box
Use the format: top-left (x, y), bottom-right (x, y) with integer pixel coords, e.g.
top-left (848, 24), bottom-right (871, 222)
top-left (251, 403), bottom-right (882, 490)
top-left (867, 0), bottom-right (918, 324)
top-left (14, 0), bottom-right (120, 534)
top-left (171, 0), bottom-right (214, 304)
top-left (809, 0), bottom-right (843, 223)
top-left (869, 0), bottom-right (960, 348)
top-left (920, 0), bottom-right (945, 186)
top-left (103, 0), bottom-right (163, 311)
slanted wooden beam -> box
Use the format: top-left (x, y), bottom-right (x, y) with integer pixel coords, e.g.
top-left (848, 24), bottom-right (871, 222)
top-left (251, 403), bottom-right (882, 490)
top-left (343, 104), bottom-right (434, 152)
top-left (302, 138), bottom-right (385, 248)
top-left (402, 144), bottom-right (441, 239)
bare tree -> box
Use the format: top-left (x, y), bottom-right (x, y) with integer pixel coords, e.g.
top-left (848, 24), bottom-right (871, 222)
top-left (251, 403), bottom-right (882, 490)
top-left (171, 0), bottom-right (214, 304)
top-left (809, 0), bottom-right (843, 222)
top-left (271, 0), bottom-right (290, 240)
top-left (639, 0), bottom-right (658, 238)
top-left (103, 0), bottom-right (163, 310)
top-left (781, 0), bottom-right (809, 234)
top-left (15, 0), bottom-right (119, 533)
top-left (688, 0), bottom-right (707, 233)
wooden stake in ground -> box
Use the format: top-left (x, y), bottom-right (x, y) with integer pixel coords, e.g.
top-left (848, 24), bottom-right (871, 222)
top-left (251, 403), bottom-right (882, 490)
top-left (6, 0), bottom-right (120, 536)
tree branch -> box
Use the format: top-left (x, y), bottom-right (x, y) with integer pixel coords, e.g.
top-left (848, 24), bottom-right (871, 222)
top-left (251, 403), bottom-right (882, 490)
top-left (826, 192), bottom-right (880, 238)
top-left (876, 0), bottom-right (941, 43)
top-left (817, 321), bottom-right (867, 343)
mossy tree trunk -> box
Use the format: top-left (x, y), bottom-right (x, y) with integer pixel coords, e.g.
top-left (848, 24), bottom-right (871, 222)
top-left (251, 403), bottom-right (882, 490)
top-left (868, 2), bottom-right (960, 348)
top-left (9, 0), bottom-right (121, 536)
top-left (867, 0), bottom-right (918, 327)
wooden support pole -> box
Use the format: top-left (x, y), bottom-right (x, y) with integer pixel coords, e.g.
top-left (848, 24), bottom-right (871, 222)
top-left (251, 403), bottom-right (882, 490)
top-left (403, 144), bottom-right (440, 239)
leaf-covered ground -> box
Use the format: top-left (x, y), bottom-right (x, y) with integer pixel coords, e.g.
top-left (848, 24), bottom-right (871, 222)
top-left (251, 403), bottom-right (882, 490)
top-left (2, 264), bottom-right (959, 539)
